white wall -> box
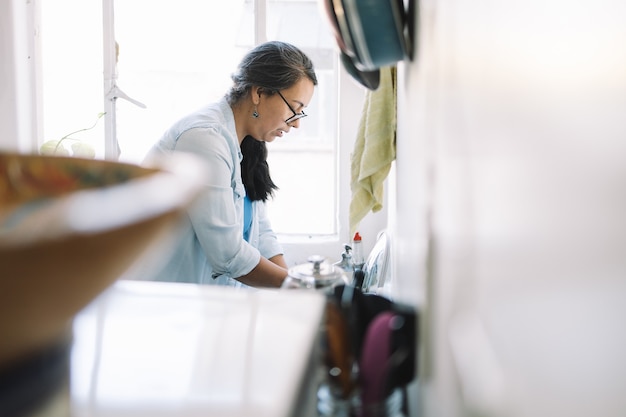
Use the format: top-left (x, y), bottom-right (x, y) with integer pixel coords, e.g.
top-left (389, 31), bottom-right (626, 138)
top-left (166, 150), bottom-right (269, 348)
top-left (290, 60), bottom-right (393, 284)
top-left (393, 0), bottom-right (626, 416)
top-left (0, 0), bottom-right (40, 153)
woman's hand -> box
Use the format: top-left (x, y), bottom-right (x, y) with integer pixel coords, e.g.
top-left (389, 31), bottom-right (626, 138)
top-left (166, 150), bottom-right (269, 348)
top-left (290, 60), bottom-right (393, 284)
top-left (236, 256), bottom-right (288, 288)
top-left (269, 254), bottom-right (288, 269)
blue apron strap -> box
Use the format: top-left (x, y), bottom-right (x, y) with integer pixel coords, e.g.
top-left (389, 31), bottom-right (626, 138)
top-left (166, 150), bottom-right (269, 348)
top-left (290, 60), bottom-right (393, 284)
top-left (243, 196), bottom-right (252, 242)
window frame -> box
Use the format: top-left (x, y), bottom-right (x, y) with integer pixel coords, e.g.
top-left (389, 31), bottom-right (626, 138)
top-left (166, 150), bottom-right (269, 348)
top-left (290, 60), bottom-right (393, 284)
top-left (40, 0), bottom-right (382, 265)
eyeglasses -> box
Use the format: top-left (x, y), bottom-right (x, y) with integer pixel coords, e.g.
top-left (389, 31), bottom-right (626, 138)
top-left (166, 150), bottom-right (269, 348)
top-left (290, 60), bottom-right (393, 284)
top-left (276, 90), bottom-right (307, 124)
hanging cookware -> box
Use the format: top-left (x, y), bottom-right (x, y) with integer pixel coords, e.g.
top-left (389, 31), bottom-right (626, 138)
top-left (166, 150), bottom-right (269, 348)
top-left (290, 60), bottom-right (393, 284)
top-left (320, 0), bottom-right (410, 88)
top-left (340, 51), bottom-right (380, 90)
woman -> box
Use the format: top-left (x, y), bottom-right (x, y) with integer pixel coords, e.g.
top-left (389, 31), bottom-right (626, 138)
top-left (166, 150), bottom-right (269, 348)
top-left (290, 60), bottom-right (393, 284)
top-left (144, 41), bottom-right (317, 288)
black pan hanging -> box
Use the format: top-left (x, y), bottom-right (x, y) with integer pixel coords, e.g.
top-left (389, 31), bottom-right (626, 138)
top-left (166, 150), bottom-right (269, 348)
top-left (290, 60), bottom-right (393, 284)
top-left (320, 0), bottom-right (411, 90)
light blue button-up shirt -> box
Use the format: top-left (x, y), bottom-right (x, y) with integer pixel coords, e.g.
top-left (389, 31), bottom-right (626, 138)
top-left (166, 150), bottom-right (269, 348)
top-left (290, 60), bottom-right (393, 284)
top-left (143, 97), bottom-right (284, 287)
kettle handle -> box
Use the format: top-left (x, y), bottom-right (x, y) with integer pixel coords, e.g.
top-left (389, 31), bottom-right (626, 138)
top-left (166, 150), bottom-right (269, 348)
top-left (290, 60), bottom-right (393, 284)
top-left (307, 255), bottom-right (326, 273)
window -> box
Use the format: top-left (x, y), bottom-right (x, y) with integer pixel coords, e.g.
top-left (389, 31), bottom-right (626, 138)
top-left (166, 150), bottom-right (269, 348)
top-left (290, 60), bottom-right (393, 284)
top-left (40, 0), bottom-right (365, 262)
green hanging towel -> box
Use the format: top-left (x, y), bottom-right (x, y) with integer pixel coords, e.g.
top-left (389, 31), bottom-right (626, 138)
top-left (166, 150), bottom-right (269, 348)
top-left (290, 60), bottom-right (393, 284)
top-left (349, 66), bottom-right (397, 235)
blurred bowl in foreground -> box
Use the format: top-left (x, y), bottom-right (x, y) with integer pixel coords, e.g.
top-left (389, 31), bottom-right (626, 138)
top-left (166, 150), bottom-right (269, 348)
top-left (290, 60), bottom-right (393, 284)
top-left (0, 151), bottom-right (206, 367)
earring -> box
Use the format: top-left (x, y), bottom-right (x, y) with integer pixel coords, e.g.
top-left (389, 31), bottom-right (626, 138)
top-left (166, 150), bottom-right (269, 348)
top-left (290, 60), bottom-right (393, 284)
top-left (252, 106), bottom-right (259, 118)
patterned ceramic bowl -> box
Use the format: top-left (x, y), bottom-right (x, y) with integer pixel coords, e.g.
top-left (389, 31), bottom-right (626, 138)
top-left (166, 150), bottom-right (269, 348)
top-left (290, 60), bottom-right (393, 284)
top-left (0, 152), bottom-right (205, 368)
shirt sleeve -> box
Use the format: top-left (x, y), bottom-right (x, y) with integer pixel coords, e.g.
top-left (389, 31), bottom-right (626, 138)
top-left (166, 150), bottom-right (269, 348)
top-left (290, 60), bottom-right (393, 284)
top-left (174, 127), bottom-right (260, 279)
top-left (255, 200), bottom-right (284, 260)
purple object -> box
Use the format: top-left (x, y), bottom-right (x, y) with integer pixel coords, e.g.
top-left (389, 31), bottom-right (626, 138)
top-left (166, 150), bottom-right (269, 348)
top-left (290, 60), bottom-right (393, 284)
top-left (359, 311), bottom-right (396, 413)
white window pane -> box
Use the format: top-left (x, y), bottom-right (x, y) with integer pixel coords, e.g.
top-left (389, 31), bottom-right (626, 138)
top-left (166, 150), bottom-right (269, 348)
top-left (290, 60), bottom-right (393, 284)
top-left (266, 0), bottom-right (339, 235)
top-left (40, 0), bottom-right (341, 238)
top-left (40, 1), bottom-right (104, 158)
top-left (114, 0), bottom-right (250, 163)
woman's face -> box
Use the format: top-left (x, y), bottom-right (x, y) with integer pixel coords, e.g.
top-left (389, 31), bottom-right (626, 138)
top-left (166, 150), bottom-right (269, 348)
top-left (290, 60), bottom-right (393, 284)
top-left (253, 78), bottom-right (315, 143)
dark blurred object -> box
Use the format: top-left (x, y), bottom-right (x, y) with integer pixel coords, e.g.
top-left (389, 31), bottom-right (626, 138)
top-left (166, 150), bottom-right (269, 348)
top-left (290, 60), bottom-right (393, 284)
top-left (320, 285), bottom-right (418, 415)
top-left (353, 267), bottom-right (366, 290)
top-left (324, 300), bottom-right (357, 399)
top-left (0, 338), bottom-right (70, 417)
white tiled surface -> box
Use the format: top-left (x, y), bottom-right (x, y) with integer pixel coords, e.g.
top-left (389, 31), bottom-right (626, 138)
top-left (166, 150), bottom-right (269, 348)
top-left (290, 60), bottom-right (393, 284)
top-left (70, 281), bottom-right (325, 417)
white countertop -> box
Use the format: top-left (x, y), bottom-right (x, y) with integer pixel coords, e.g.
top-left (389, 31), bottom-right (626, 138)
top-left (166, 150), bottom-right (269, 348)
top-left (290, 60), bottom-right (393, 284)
top-left (70, 280), bottom-right (326, 417)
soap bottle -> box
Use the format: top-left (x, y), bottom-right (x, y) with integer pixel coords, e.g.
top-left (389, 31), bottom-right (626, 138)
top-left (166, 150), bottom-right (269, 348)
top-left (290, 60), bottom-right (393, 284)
top-left (351, 232), bottom-right (365, 289)
top-left (333, 244), bottom-right (354, 283)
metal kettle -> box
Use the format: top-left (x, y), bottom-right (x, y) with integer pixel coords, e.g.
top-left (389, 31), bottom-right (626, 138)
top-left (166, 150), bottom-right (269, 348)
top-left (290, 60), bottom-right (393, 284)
top-left (282, 255), bottom-right (349, 292)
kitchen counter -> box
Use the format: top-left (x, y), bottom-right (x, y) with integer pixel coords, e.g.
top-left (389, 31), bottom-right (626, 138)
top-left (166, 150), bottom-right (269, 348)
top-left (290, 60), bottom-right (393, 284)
top-left (70, 280), bottom-right (326, 417)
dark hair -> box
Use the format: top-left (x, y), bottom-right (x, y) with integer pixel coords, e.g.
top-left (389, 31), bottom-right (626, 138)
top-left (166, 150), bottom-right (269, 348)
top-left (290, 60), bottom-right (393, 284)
top-left (226, 41), bottom-right (318, 106)
top-left (229, 41), bottom-right (317, 202)
top-left (240, 135), bottom-right (278, 201)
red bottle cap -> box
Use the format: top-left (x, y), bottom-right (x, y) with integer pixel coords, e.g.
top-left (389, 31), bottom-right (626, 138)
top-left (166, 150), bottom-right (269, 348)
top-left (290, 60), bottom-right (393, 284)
top-left (353, 232), bottom-right (362, 242)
